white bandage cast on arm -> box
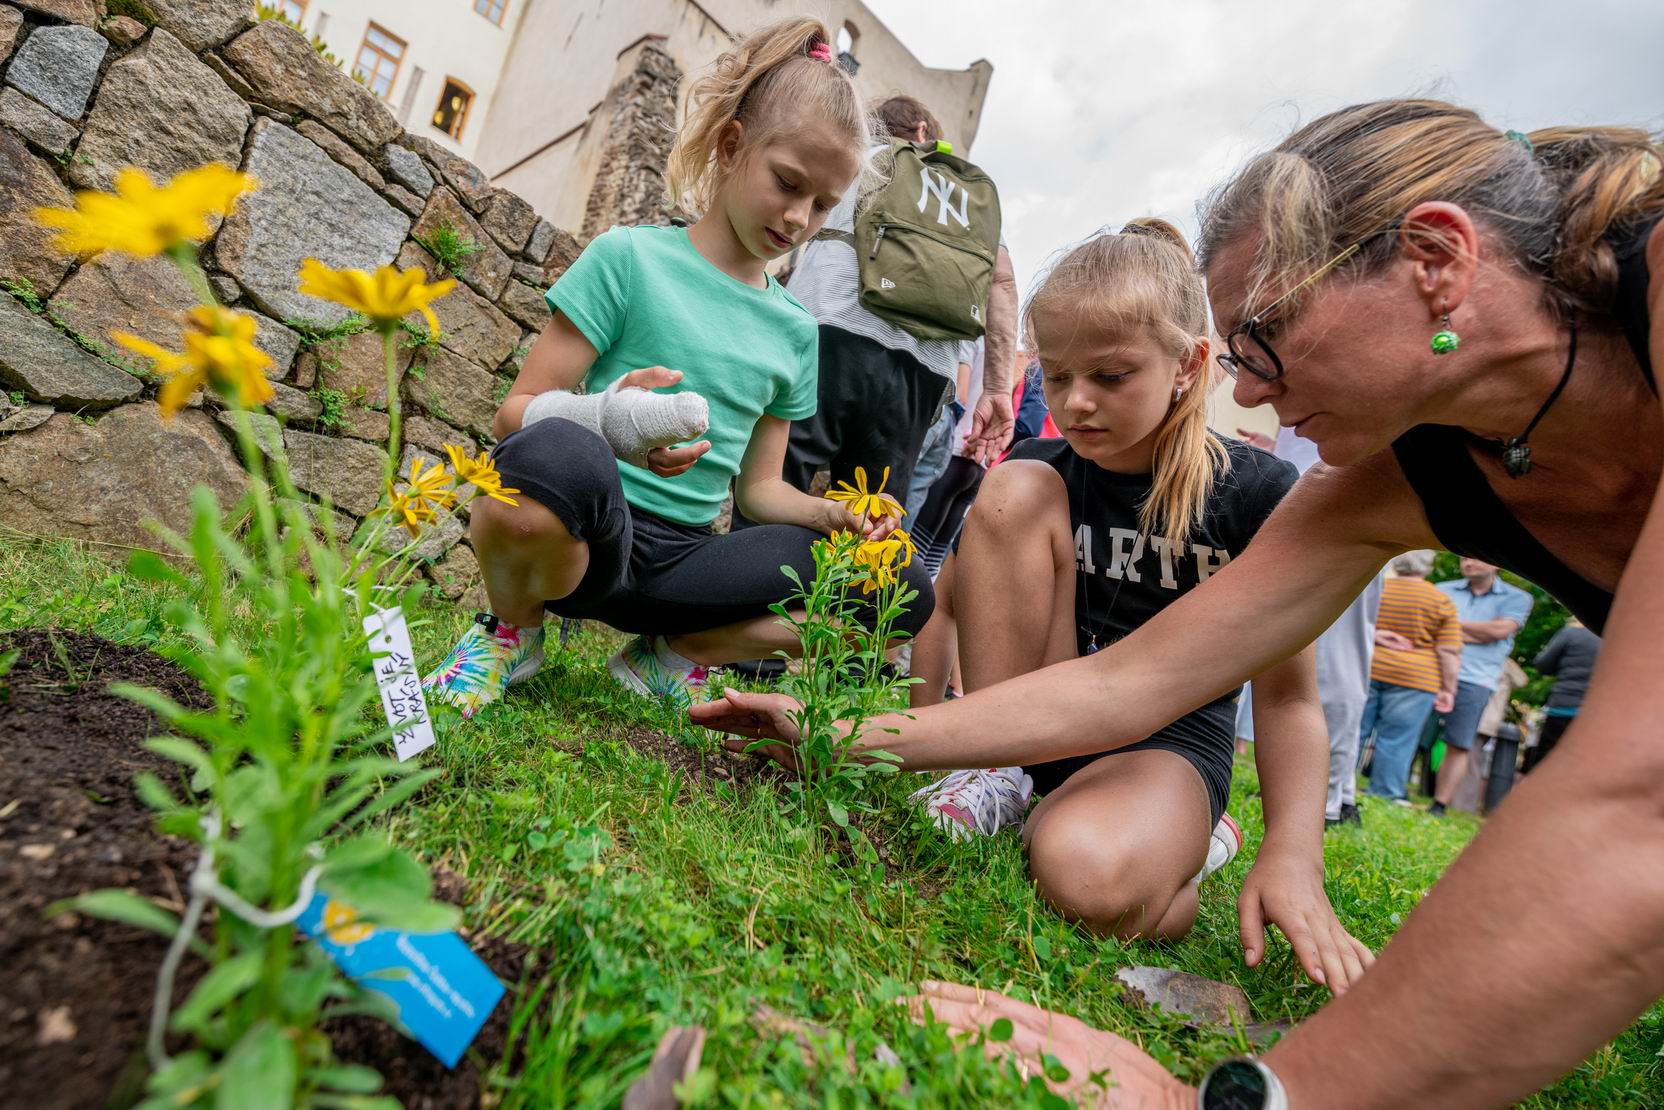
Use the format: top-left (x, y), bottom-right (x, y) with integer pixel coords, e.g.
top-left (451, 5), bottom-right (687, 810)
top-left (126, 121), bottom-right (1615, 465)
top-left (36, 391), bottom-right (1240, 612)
top-left (521, 378), bottom-right (710, 468)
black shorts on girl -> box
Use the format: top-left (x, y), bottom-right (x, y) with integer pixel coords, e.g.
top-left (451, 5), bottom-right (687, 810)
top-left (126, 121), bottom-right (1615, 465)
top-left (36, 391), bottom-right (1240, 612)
top-left (1007, 435), bottom-right (1299, 825)
top-left (492, 417), bottom-right (935, 638)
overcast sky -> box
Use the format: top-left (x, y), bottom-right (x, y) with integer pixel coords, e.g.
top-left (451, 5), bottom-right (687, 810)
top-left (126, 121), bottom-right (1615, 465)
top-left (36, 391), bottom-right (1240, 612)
top-left (870, 0), bottom-right (1664, 297)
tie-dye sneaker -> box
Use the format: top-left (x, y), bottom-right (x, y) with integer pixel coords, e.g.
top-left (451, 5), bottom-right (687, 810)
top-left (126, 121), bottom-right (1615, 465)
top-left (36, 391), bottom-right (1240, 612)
top-left (422, 613), bottom-right (546, 719)
top-left (606, 635), bottom-right (709, 707)
top-left (909, 767), bottom-right (1034, 840)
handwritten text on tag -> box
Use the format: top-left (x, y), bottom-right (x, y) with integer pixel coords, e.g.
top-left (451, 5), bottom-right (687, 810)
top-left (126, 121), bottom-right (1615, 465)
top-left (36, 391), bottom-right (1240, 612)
top-left (363, 606), bottom-right (436, 762)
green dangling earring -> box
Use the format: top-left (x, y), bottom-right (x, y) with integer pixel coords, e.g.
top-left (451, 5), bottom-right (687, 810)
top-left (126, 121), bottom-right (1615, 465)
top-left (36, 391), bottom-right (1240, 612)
top-left (1430, 313), bottom-right (1461, 355)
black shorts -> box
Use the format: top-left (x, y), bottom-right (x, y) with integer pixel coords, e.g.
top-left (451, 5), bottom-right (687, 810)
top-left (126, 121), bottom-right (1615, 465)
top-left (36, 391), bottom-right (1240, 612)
top-left (491, 417), bottom-right (935, 638)
top-left (1026, 729), bottom-right (1233, 828)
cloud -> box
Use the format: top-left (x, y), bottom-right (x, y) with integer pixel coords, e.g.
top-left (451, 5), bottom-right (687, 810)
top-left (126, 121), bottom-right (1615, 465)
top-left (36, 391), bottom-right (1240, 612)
top-left (868, 0), bottom-right (1664, 289)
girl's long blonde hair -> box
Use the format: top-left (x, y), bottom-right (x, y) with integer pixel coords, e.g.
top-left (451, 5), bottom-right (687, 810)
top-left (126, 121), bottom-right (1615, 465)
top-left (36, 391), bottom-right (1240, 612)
top-left (664, 18), bottom-right (870, 217)
top-left (1025, 219), bottom-right (1228, 546)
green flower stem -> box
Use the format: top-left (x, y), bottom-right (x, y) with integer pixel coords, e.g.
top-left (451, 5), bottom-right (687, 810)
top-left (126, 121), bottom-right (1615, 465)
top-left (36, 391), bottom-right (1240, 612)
top-left (168, 243), bottom-right (218, 306)
top-left (382, 328), bottom-right (401, 493)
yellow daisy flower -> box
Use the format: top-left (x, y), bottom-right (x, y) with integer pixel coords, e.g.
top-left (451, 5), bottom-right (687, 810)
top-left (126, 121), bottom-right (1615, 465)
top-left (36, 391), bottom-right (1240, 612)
top-left (35, 163), bottom-right (256, 259)
top-left (404, 455), bottom-right (459, 512)
top-left (298, 258), bottom-right (457, 336)
top-left (444, 443), bottom-right (519, 506)
top-left (115, 305), bottom-right (274, 417)
top-left (826, 466), bottom-right (904, 521)
top-left (384, 484), bottom-right (439, 538)
top-left (853, 528), bottom-right (917, 594)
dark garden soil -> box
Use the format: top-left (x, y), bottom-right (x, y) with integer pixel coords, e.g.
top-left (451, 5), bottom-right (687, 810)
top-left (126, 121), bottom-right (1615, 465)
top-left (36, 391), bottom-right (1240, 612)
top-left (0, 630), bottom-right (523, 1109)
top-left (615, 720), bottom-right (790, 797)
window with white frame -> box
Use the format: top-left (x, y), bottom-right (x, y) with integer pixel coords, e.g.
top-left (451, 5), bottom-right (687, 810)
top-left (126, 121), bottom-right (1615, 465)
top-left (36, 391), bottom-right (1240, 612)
top-left (354, 23), bottom-right (405, 99)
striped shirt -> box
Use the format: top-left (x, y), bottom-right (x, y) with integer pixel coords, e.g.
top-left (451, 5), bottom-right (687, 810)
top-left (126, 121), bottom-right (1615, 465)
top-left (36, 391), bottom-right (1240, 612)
top-left (1370, 576), bottom-right (1462, 693)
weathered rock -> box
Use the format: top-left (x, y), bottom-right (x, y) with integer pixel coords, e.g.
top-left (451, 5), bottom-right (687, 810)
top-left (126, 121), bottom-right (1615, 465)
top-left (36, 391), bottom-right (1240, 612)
top-left (10, 1), bottom-right (98, 27)
top-left (511, 260), bottom-right (546, 288)
top-left (141, 0), bottom-right (252, 52)
top-left (278, 496), bottom-right (356, 546)
top-left (200, 52), bottom-right (255, 101)
top-left (283, 428), bottom-right (386, 516)
top-left (71, 28), bottom-right (251, 191)
top-left (406, 346), bottom-right (501, 440)
top-left (5, 24), bottom-right (106, 119)
top-left (499, 279), bottom-right (550, 331)
top-left (0, 406), bottom-right (248, 550)
top-left (399, 135), bottom-right (491, 211)
top-left (337, 405), bottom-right (388, 442)
top-left (0, 87), bottom-right (76, 155)
top-left (0, 8), bottom-right (22, 64)
top-left (296, 120), bottom-right (385, 192)
top-left (426, 542), bottom-right (479, 599)
top-left (0, 294), bottom-right (141, 408)
top-left (289, 350), bottom-right (318, 389)
top-left (401, 413), bottom-right (468, 454)
top-left (540, 224), bottom-right (582, 278)
top-left (101, 14), bottom-right (145, 46)
top-left (398, 243), bottom-right (519, 369)
top-left (524, 219), bottom-right (558, 264)
top-left (384, 183), bottom-right (422, 218)
top-left (0, 132), bottom-right (74, 295)
top-left (243, 311), bottom-right (301, 377)
top-left (310, 328), bottom-right (411, 408)
top-left (479, 189), bottom-right (538, 254)
top-left (216, 119), bottom-right (409, 324)
top-left (223, 20), bottom-right (399, 154)
top-left (267, 381), bottom-right (321, 423)
top-left (382, 142), bottom-right (434, 197)
top-left (213, 407), bottom-right (282, 457)
top-left (0, 404), bottom-right (53, 434)
top-left (411, 187), bottom-right (510, 300)
top-left (1114, 968), bottom-right (1255, 1027)
top-left (208, 273), bottom-right (241, 304)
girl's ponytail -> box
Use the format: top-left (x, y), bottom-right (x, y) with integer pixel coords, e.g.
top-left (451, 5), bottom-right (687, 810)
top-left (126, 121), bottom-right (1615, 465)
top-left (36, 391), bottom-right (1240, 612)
top-left (664, 18), bottom-right (868, 217)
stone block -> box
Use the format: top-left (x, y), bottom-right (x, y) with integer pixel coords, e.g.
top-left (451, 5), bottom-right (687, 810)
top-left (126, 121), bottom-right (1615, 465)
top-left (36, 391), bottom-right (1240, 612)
top-left (213, 407), bottom-right (282, 457)
top-left (0, 403), bottom-right (53, 434)
top-left (0, 131), bottom-right (74, 295)
top-left (141, 0), bottom-right (252, 52)
top-left (216, 119), bottom-right (409, 325)
top-left (0, 406), bottom-right (248, 551)
top-left (400, 134), bottom-right (491, 211)
top-left (267, 381), bottom-right (321, 423)
top-left (309, 327), bottom-right (411, 408)
top-left (406, 345), bottom-right (501, 440)
top-left (283, 427), bottom-right (386, 516)
top-left (426, 542), bottom-right (478, 599)
top-left (479, 189), bottom-right (537, 254)
top-left (296, 119), bottom-right (385, 192)
top-left (337, 405), bottom-right (388, 443)
top-left (540, 224), bottom-right (582, 278)
top-left (5, 23), bottom-right (105, 119)
top-left (72, 29), bottom-right (251, 191)
top-left (0, 8), bottom-right (22, 64)
top-left (382, 142), bottom-right (433, 197)
top-left (0, 293), bottom-right (141, 408)
top-left (499, 279), bottom-right (550, 331)
top-left (223, 19), bottom-right (399, 155)
top-left (10, 1), bottom-right (98, 27)
top-left (363, 502), bottom-right (464, 564)
top-left (0, 87), bottom-right (76, 155)
top-left (397, 243), bottom-right (519, 370)
top-left (411, 186), bottom-right (510, 300)
top-left (101, 14), bottom-right (145, 46)
top-left (402, 413), bottom-right (467, 454)
top-left (209, 273), bottom-right (241, 304)
top-left (384, 183), bottom-right (422, 218)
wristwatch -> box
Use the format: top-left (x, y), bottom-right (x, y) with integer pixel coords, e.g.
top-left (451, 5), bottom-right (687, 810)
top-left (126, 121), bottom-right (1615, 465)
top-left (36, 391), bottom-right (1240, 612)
top-left (1198, 1057), bottom-right (1289, 1110)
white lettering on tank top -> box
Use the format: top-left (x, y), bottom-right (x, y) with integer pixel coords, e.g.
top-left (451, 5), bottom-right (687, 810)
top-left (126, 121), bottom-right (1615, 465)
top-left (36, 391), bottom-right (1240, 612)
top-left (1105, 527), bottom-right (1145, 582)
top-left (1148, 535), bottom-right (1184, 590)
top-left (1073, 524), bottom-right (1097, 575)
top-left (1192, 543), bottom-right (1230, 582)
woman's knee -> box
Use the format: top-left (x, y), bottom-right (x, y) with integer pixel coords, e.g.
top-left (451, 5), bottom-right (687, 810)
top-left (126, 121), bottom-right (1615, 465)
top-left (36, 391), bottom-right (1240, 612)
top-left (1027, 810), bottom-right (1183, 938)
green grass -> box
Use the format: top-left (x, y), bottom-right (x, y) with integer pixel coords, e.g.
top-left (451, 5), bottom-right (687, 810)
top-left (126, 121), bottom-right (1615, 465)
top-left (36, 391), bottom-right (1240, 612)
top-left (4, 533), bottom-right (1660, 1106)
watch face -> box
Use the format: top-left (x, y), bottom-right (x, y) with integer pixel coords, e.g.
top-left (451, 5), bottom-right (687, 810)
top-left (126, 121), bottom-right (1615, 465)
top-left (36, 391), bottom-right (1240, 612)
top-left (1201, 1059), bottom-right (1269, 1110)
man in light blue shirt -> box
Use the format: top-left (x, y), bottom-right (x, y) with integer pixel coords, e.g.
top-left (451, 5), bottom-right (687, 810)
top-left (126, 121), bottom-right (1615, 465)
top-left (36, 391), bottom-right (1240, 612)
top-left (1429, 558), bottom-right (1534, 816)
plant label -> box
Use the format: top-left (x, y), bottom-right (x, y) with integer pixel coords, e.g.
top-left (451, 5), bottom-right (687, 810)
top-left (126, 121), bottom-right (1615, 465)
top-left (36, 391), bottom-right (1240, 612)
top-left (297, 891), bottom-right (505, 1068)
top-left (363, 606), bottom-right (436, 762)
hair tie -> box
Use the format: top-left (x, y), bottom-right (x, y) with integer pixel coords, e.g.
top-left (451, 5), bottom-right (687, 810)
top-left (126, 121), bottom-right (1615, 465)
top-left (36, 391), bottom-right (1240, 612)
top-left (1505, 129), bottom-right (1535, 154)
top-left (807, 41), bottom-right (834, 62)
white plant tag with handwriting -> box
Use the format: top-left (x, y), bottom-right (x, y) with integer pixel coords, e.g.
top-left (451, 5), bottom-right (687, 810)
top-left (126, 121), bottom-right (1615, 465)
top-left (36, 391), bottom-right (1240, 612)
top-left (363, 606), bottom-right (436, 762)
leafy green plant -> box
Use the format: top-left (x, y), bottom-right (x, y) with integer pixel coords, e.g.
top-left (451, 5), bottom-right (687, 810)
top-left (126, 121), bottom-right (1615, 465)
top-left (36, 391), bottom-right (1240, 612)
top-left (413, 221), bottom-right (484, 278)
top-left (8, 390), bottom-right (25, 406)
top-left (311, 386), bottom-right (348, 430)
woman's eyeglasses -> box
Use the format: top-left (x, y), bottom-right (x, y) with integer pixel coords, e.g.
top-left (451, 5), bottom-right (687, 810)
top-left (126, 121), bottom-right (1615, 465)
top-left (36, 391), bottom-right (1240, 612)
top-left (1217, 241), bottom-right (1363, 382)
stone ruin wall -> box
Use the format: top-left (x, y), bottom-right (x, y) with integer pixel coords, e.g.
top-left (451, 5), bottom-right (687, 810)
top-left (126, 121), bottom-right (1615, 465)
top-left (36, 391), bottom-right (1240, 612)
top-left (580, 41), bottom-right (680, 241)
top-left (0, 1), bottom-right (583, 608)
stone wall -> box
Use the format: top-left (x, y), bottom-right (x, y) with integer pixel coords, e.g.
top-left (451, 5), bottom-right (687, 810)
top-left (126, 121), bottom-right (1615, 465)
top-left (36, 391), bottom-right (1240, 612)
top-left (579, 39), bottom-right (682, 240)
top-left (0, 3), bottom-right (579, 607)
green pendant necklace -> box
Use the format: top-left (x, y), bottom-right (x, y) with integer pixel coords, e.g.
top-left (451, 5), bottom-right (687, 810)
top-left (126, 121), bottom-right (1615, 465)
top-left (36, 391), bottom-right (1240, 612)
top-left (1501, 325), bottom-right (1578, 479)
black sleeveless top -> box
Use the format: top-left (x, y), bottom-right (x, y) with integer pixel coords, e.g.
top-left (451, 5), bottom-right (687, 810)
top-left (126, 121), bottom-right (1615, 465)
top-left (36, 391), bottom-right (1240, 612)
top-left (1391, 217), bottom-right (1660, 634)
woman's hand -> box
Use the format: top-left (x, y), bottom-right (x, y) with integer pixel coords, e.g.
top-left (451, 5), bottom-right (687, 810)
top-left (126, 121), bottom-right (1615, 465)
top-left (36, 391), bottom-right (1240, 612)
top-left (1374, 628), bottom-right (1413, 652)
top-left (688, 689), bottom-right (808, 772)
top-left (1238, 848), bottom-right (1375, 992)
top-left (908, 981), bottom-right (1193, 1108)
top-left (812, 499), bottom-right (899, 540)
top-left (613, 365), bottom-right (712, 477)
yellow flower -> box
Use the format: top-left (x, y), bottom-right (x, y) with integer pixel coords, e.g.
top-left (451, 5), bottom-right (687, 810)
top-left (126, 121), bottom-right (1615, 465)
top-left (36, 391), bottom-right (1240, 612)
top-left (444, 443), bottom-right (519, 506)
top-left (852, 528), bottom-right (917, 594)
top-left (35, 163), bottom-right (256, 258)
top-left (378, 456), bottom-right (457, 537)
top-left (322, 900), bottom-right (375, 946)
top-left (298, 258), bottom-right (457, 335)
top-left (115, 305), bottom-right (274, 417)
top-left (384, 484), bottom-right (438, 538)
top-left (826, 466), bottom-right (904, 521)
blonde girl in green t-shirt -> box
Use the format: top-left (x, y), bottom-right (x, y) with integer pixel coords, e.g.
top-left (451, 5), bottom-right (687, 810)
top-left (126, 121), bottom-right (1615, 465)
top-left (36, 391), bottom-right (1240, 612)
top-left (424, 18), bottom-right (931, 719)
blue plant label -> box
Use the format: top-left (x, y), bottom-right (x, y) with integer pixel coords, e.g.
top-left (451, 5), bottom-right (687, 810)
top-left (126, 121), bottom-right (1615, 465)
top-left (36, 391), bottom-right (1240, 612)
top-left (296, 891), bottom-right (504, 1068)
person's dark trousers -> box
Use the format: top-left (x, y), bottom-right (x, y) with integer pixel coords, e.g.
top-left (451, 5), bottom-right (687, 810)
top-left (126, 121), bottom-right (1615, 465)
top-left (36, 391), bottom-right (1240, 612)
top-left (1522, 712), bottom-right (1576, 773)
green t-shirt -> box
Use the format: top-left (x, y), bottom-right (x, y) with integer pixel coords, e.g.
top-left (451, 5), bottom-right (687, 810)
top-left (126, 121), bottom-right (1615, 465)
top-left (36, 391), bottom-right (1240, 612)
top-left (546, 224), bottom-right (819, 526)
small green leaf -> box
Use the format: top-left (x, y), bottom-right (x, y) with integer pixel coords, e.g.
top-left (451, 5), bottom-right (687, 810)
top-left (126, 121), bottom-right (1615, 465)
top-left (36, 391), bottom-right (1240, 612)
top-left (220, 1021), bottom-right (296, 1110)
top-left (171, 952), bottom-right (262, 1034)
top-left (56, 888), bottom-right (179, 939)
top-left (987, 1017), bottom-right (1014, 1043)
top-left (126, 549), bottom-right (189, 588)
top-left (322, 834), bottom-right (395, 874)
top-left (313, 1064), bottom-right (385, 1094)
top-left (133, 771), bottom-right (181, 812)
top-left (144, 735), bottom-right (215, 775)
top-left (826, 800), bottom-right (849, 828)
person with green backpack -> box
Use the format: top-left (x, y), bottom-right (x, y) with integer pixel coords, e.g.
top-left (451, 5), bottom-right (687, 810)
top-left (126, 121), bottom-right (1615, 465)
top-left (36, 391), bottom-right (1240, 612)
top-left (779, 95), bottom-right (1019, 507)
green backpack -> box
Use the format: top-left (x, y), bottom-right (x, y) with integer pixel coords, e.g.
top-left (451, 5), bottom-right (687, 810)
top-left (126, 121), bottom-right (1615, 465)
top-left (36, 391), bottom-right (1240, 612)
top-left (821, 139), bottom-right (1002, 342)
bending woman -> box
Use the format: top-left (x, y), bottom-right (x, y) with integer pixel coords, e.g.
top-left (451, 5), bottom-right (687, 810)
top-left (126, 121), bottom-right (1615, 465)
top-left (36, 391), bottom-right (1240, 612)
top-left (693, 100), bottom-right (1664, 1107)
top-left (902, 220), bottom-right (1366, 965)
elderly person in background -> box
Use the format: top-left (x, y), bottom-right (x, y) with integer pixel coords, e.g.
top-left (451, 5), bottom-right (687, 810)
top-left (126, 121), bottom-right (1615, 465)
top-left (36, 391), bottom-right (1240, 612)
top-left (1361, 550), bottom-right (1462, 802)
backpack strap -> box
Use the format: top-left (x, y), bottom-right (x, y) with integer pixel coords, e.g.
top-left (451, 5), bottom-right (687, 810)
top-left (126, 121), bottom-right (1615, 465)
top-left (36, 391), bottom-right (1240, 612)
top-left (811, 228), bottom-right (855, 245)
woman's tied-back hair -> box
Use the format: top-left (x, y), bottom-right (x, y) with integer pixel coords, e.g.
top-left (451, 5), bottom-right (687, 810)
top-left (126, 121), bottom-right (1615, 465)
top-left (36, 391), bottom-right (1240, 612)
top-left (664, 18), bottom-right (870, 217)
top-left (1025, 218), bottom-right (1229, 545)
top-left (1197, 99), bottom-right (1664, 325)
top-left (874, 95), bottom-right (943, 143)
